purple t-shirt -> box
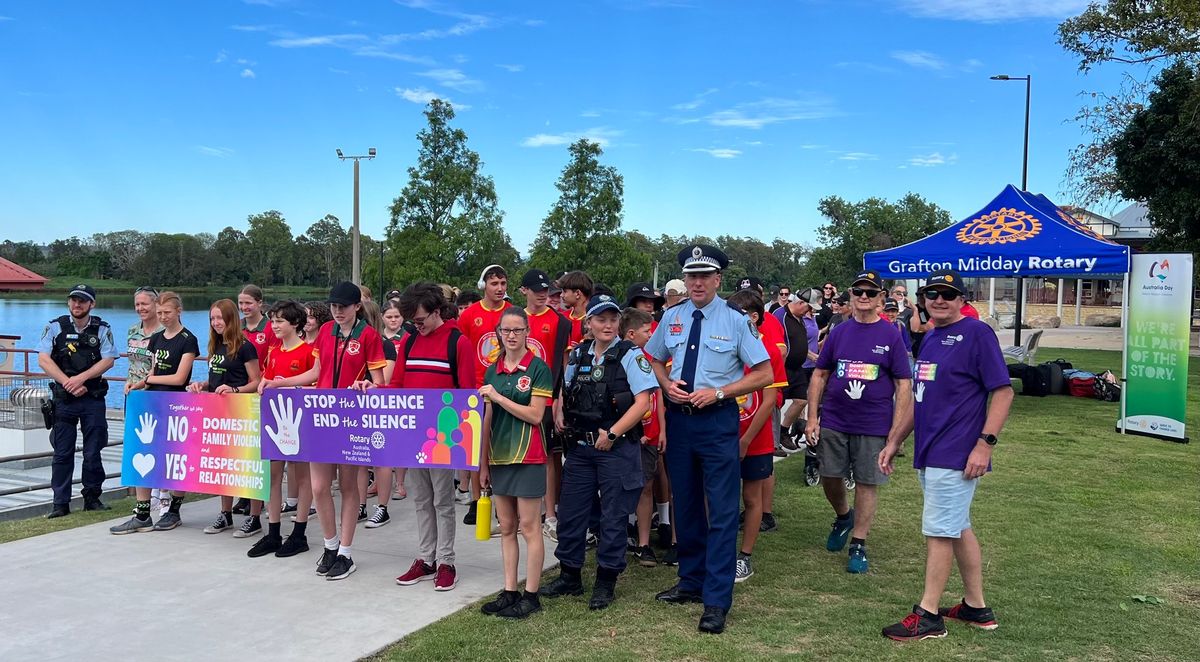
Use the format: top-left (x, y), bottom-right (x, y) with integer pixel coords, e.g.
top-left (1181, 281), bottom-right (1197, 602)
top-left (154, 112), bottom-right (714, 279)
top-left (912, 317), bottom-right (1011, 471)
top-left (802, 316), bottom-right (819, 368)
top-left (816, 318), bottom-right (912, 437)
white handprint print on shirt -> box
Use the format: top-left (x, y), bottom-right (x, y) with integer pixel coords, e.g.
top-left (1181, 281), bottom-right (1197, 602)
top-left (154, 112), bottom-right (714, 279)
top-left (134, 412), bottom-right (157, 445)
top-left (844, 380), bottom-right (865, 400)
top-left (915, 382), bottom-right (926, 403)
top-left (266, 394), bottom-right (304, 456)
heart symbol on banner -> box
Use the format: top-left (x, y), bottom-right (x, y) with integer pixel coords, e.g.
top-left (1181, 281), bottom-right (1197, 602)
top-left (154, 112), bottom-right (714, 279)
top-left (132, 453), bottom-right (155, 478)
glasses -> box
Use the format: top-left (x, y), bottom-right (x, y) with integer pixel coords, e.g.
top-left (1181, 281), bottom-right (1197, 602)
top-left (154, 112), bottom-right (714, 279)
top-left (850, 288), bottom-right (881, 298)
top-left (498, 327), bottom-right (528, 336)
top-left (411, 315), bottom-right (430, 326)
top-left (923, 290), bottom-right (960, 301)
top-left (893, 290), bottom-right (907, 296)
top-left (778, 291), bottom-right (790, 297)
top-left (134, 286), bottom-right (158, 296)
top-left (823, 286), bottom-right (835, 291)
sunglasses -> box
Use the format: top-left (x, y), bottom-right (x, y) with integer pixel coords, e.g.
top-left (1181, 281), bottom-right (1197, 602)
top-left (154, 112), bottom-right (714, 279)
top-left (923, 290), bottom-right (961, 301)
top-left (135, 286), bottom-right (159, 296)
top-left (850, 288), bottom-right (880, 298)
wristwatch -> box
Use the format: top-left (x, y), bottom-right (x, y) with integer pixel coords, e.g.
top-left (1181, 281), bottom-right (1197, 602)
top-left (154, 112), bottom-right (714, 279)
top-left (606, 431), bottom-right (618, 442)
top-left (979, 433), bottom-right (998, 446)
top-left (715, 388), bottom-right (725, 401)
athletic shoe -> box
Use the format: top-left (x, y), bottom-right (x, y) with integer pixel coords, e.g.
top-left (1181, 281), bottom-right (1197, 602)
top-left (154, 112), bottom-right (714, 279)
top-left (734, 553), bottom-right (754, 583)
top-left (392, 488), bottom-right (407, 501)
top-left (847, 543), bottom-right (869, 574)
top-left (939, 600), bottom-right (999, 630)
top-left (662, 545), bottom-right (679, 566)
top-left (356, 503), bottom-right (368, 522)
top-left (275, 533), bottom-right (309, 558)
top-left (290, 507), bottom-right (317, 522)
top-left (585, 529), bottom-right (598, 548)
top-left (496, 594), bottom-right (541, 619)
top-left (454, 489), bottom-right (472, 505)
top-left (635, 545), bottom-right (658, 567)
top-left (773, 446), bottom-right (788, 458)
top-left (780, 430), bottom-right (801, 454)
top-left (315, 548), bottom-right (338, 575)
top-left (462, 501), bottom-right (477, 526)
top-left (281, 502), bottom-right (298, 515)
top-left (882, 605), bottom-right (947, 641)
top-left (760, 512), bottom-right (778, 533)
top-left (656, 522), bottom-right (672, 549)
top-left (231, 498), bottom-right (251, 515)
top-left (153, 512), bottom-right (181, 531)
top-left (232, 516), bottom-right (262, 539)
top-left (365, 506), bottom-right (390, 529)
top-left (481, 590), bottom-right (521, 615)
top-left (247, 534), bottom-right (282, 558)
top-left (542, 517), bottom-right (558, 542)
top-left (325, 555), bottom-right (356, 580)
top-left (826, 509), bottom-right (854, 552)
top-left (204, 512), bottom-right (233, 534)
top-left (158, 499), bottom-right (171, 517)
top-left (110, 516), bottom-right (154, 535)
top-left (395, 559), bottom-right (436, 585)
top-left (434, 564), bottom-right (458, 591)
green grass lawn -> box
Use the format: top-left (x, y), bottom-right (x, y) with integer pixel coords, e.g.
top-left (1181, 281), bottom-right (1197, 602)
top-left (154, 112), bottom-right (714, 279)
top-left (376, 348), bottom-right (1200, 662)
top-left (0, 496), bottom-right (136, 544)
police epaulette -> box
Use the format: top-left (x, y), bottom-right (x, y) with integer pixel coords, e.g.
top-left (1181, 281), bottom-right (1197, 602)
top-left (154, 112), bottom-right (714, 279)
top-left (664, 300), bottom-right (686, 310)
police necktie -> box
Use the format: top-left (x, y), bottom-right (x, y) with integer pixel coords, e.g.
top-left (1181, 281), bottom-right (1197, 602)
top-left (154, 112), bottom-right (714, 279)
top-left (679, 309), bottom-right (704, 393)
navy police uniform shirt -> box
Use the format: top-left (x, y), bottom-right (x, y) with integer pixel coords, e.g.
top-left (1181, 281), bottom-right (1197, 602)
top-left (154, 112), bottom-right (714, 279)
top-left (646, 296), bottom-right (769, 390)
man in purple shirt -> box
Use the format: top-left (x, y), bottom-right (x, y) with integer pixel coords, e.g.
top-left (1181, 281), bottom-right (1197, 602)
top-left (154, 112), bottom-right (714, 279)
top-left (878, 269), bottom-right (1013, 641)
top-left (806, 271), bottom-right (912, 574)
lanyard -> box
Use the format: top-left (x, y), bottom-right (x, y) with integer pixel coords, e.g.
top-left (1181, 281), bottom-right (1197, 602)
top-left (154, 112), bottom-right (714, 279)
top-left (330, 326), bottom-right (354, 387)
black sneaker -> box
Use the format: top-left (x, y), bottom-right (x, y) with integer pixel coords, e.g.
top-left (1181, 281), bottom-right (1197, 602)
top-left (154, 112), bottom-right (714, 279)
top-left (939, 600), bottom-right (999, 630)
top-left (882, 605), bottom-right (948, 641)
top-left (662, 545), bottom-right (678, 566)
top-left (635, 545), bottom-right (658, 567)
top-left (247, 534), bottom-right (282, 558)
top-left (281, 502), bottom-right (298, 514)
top-left (496, 594), bottom-right (542, 619)
top-left (325, 554), bottom-right (356, 580)
top-left (538, 574), bottom-right (584, 598)
top-left (365, 505), bottom-right (390, 529)
top-left (275, 533), bottom-right (310, 558)
top-left (232, 516), bottom-right (262, 539)
top-left (232, 498), bottom-right (251, 515)
top-left (462, 501), bottom-right (477, 526)
top-left (204, 512), bottom-right (234, 534)
top-left (356, 504), bottom-right (368, 522)
top-left (760, 512), bottom-right (778, 532)
top-left (315, 548), bottom-right (338, 575)
top-left (480, 590), bottom-right (521, 616)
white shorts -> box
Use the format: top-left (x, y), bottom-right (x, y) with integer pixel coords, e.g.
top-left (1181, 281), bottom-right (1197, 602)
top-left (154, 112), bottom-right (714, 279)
top-left (918, 467), bottom-right (979, 538)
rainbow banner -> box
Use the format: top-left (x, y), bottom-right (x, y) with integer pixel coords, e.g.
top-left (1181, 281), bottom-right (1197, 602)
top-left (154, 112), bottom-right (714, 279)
top-left (260, 389), bottom-right (483, 469)
top-left (121, 391), bottom-right (269, 499)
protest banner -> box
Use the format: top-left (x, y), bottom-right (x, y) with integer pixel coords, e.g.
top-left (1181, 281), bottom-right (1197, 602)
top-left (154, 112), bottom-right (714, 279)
top-left (121, 390), bottom-right (269, 499)
top-left (260, 388), bottom-right (483, 469)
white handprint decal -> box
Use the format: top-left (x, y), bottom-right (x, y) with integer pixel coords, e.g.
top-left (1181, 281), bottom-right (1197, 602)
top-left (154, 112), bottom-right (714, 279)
top-left (266, 394), bottom-right (304, 456)
top-left (915, 382), bottom-right (926, 403)
top-left (844, 380), bottom-right (865, 400)
top-left (135, 413), bottom-right (157, 445)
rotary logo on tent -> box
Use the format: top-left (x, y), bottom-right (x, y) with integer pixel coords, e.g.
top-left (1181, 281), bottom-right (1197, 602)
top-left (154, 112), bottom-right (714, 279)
top-left (956, 208), bottom-right (1041, 245)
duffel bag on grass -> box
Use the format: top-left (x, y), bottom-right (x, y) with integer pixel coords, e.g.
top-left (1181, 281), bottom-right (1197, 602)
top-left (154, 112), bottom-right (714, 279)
top-left (1068, 375), bottom-right (1096, 397)
top-left (1094, 370), bottom-right (1121, 402)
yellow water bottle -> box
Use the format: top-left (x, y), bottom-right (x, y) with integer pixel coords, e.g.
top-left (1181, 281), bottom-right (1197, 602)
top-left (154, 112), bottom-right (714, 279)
top-left (475, 487), bottom-right (492, 541)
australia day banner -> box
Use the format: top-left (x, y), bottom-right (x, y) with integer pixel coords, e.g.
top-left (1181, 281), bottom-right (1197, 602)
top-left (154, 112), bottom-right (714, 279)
top-left (1120, 253), bottom-right (1192, 442)
top-left (260, 389), bottom-right (483, 469)
top-left (122, 390), bottom-right (269, 499)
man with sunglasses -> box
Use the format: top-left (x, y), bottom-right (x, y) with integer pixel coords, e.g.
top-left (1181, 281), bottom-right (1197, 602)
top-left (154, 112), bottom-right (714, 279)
top-left (805, 272), bottom-right (912, 574)
top-left (878, 269), bottom-right (1013, 641)
top-left (767, 287), bottom-right (791, 314)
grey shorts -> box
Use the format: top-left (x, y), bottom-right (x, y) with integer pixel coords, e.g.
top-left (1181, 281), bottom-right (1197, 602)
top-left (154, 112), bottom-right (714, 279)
top-left (640, 444), bottom-right (659, 485)
top-left (817, 428), bottom-right (888, 486)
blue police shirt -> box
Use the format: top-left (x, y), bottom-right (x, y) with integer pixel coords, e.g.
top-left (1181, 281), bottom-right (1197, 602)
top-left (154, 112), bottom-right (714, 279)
top-left (36, 317), bottom-right (119, 359)
top-left (646, 296), bottom-right (769, 390)
top-left (564, 341), bottom-right (658, 396)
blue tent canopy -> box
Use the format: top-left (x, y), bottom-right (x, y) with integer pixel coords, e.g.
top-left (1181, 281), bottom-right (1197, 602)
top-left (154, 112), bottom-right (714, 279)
top-left (863, 185), bottom-right (1131, 278)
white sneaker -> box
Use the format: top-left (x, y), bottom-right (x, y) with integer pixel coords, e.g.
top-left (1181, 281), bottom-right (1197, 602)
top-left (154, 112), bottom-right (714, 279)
top-left (454, 490), bottom-right (472, 505)
top-left (542, 517), bottom-right (558, 543)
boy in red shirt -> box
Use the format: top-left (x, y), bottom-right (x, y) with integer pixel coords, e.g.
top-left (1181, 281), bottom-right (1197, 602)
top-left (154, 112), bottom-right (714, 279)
top-left (556, 270), bottom-right (593, 349)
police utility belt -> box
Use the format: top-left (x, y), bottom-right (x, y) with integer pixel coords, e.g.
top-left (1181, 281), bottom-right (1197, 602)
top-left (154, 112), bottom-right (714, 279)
top-left (665, 397), bottom-right (736, 416)
top-left (574, 430), bottom-right (632, 448)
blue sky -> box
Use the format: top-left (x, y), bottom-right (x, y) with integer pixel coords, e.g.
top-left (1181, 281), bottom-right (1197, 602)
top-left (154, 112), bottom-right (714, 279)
top-left (0, 0), bottom-right (1127, 255)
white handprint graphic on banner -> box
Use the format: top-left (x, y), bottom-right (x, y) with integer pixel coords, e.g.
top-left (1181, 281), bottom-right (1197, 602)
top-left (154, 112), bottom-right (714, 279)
top-left (135, 413), bottom-right (157, 445)
top-left (266, 394), bottom-right (304, 456)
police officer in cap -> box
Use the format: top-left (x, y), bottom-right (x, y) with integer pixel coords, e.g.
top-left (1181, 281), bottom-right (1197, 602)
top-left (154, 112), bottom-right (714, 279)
top-left (539, 294), bottom-right (658, 610)
top-left (646, 245), bottom-right (772, 634)
top-left (36, 284), bottom-right (118, 518)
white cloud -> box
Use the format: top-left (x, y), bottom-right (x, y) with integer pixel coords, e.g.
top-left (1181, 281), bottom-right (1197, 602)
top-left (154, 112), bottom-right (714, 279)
top-left (836, 152), bottom-right (878, 161)
top-left (236, 58), bottom-right (256, 65)
top-left (385, 2), bottom-right (493, 42)
top-left (196, 146), bottom-right (235, 158)
top-left (891, 50), bottom-right (946, 70)
top-left (352, 47), bottom-right (434, 65)
top-left (395, 87), bottom-right (470, 110)
top-left (214, 50), bottom-right (228, 63)
top-left (328, 67), bottom-right (351, 75)
top-left (896, 0), bottom-right (1089, 22)
top-left (672, 88), bottom-right (719, 111)
top-left (580, 110), bottom-right (602, 118)
top-left (418, 68), bottom-right (482, 92)
top-left (521, 127), bottom-right (622, 148)
top-left (909, 151), bottom-right (959, 167)
top-left (496, 63), bottom-right (524, 73)
top-left (702, 96), bottom-right (838, 129)
top-left (691, 148), bottom-right (741, 159)
top-left (269, 34), bottom-right (367, 48)
top-left (240, 68), bottom-right (256, 78)
top-left (230, 24), bottom-right (274, 32)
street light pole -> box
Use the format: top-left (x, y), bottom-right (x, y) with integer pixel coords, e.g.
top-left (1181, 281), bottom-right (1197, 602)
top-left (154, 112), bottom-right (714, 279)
top-left (990, 74), bottom-right (1031, 346)
top-left (336, 147), bottom-right (377, 286)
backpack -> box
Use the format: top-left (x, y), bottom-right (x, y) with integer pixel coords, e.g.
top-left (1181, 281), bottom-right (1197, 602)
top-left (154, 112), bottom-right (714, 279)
top-left (1093, 370), bottom-right (1122, 402)
top-left (403, 327), bottom-right (463, 388)
top-left (1011, 363), bottom-right (1051, 397)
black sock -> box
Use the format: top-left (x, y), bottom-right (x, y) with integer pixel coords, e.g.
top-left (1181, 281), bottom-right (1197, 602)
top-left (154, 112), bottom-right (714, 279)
top-left (739, 550), bottom-right (751, 557)
top-left (850, 537), bottom-right (866, 546)
top-left (292, 521), bottom-right (307, 537)
top-left (169, 496), bottom-right (185, 514)
top-left (836, 510), bottom-right (852, 521)
top-left (269, 522), bottom-right (281, 538)
top-left (135, 500), bottom-right (151, 520)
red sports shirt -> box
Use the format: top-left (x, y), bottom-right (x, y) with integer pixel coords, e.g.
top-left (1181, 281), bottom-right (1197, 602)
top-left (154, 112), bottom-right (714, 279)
top-left (312, 320), bottom-right (387, 388)
top-left (242, 317), bottom-right (280, 365)
top-left (263, 340), bottom-right (316, 382)
top-left (567, 311), bottom-right (585, 349)
top-left (640, 351), bottom-right (662, 445)
top-left (460, 300), bottom-right (511, 386)
top-left (738, 336), bottom-right (788, 457)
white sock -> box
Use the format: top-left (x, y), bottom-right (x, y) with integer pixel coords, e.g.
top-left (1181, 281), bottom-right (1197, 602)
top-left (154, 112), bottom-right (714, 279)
top-left (324, 536), bottom-right (339, 551)
top-left (656, 503), bottom-right (670, 525)
top-left (286, 497), bottom-right (298, 507)
top-left (337, 544), bottom-right (352, 557)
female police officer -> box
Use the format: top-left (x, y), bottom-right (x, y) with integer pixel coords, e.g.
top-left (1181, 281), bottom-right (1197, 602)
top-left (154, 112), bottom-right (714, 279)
top-left (539, 294), bottom-right (657, 610)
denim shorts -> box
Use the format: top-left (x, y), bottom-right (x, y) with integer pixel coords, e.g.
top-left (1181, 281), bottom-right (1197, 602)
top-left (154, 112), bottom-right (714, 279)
top-left (918, 467), bottom-right (979, 538)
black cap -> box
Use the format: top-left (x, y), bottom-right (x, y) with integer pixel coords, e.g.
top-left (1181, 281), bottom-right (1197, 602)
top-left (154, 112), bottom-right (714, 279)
top-left (68, 284), bottom-right (97, 303)
top-left (883, 299), bottom-right (899, 311)
top-left (735, 276), bottom-right (764, 293)
top-left (521, 269), bottom-right (551, 293)
top-left (677, 244), bottom-right (729, 273)
top-left (385, 289), bottom-right (402, 300)
top-left (586, 294), bottom-right (622, 317)
top-left (625, 282), bottom-right (664, 308)
top-left (836, 292), bottom-right (850, 305)
top-left (851, 271), bottom-right (884, 290)
top-left (919, 269), bottom-right (965, 295)
top-left (328, 281), bottom-right (362, 306)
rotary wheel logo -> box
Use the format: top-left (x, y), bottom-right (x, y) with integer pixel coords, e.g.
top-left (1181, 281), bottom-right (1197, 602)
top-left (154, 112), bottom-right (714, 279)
top-left (956, 208), bottom-right (1041, 245)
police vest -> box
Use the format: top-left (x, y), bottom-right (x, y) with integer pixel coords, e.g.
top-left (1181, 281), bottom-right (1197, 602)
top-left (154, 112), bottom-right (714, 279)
top-left (50, 314), bottom-right (110, 398)
top-left (564, 339), bottom-right (641, 437)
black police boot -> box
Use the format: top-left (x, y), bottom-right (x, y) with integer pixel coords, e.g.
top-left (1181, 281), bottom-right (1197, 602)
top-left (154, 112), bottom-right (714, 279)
top-left (83, 496), bottom-right (110, 511)
top-left (538, 567), bottom-right (584, 598)
top-left (46, 504), bottom-right (70, 519)
top-left (589, 578), bottom-right (616, 610)
top-left (699, 606), bottom-right (728, 634)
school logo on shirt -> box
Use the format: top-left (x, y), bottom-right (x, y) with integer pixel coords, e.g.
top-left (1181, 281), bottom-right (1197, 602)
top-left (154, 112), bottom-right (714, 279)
top-left (737, 391), bottom-right (758, 422)
top-left (289, 360), bottom-right (300, 372)
top-left (526, 337), bottom-right (546, 359)
top-left (256, 333), bottom-right (266, 345)
top-left (474, 317), bottom-right (483, 327)
top-left (478, 332), bottom-right (501, 366)
top-left (346, 339), bottom-right (362, 355)
top-left (516, 375), bottom-right (531, 393)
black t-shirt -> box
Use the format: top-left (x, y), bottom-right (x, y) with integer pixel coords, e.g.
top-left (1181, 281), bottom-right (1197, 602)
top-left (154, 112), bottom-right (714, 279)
top-left (368, 337), bottom-right (397, 384)
top-left (780, 310), bottom-right (809, 374)
top-left (146, 328), bottom-right (200, 392)
top-left (207, 340), bottom-right (259, 391)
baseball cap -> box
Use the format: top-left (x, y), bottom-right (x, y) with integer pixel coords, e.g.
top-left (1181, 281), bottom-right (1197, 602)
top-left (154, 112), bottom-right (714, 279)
top-left (735, 276), bottom-right (764, 293)
top-left (663, 279), bottom-right (685, 295)
top-left (327, 281), bottom-right (362, 306)
top-left (520, 269), bottom-right (551, 293)
top-left (586, 294), bottom-right (622, 317)
top-left (68, 284), bottom-right (97, 303)
top-left (625, 282), bottom-right (664, 308)
top-left (385, 289), bottom-right (402, 301)
top-left (851, 271), bottom-right (884, 290)
top-left (919, 269), bottom-right (965, 296)
top-left (883, 299), bottom-right (899, 311)
top-left (677, 244), bottom-right (729, 273)
top-left (797, 287), bottom-right (824, 311)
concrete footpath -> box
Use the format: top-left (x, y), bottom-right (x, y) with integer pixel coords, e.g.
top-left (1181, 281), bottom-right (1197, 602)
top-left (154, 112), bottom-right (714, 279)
top-left (0, 493), bottom-right (556, 662)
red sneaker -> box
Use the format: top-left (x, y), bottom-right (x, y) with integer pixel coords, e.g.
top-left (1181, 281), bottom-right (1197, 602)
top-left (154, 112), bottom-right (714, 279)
top-left (395, 559), bottom-right (436, 586)
top-left (434, 563), bottom-right (458, 591)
